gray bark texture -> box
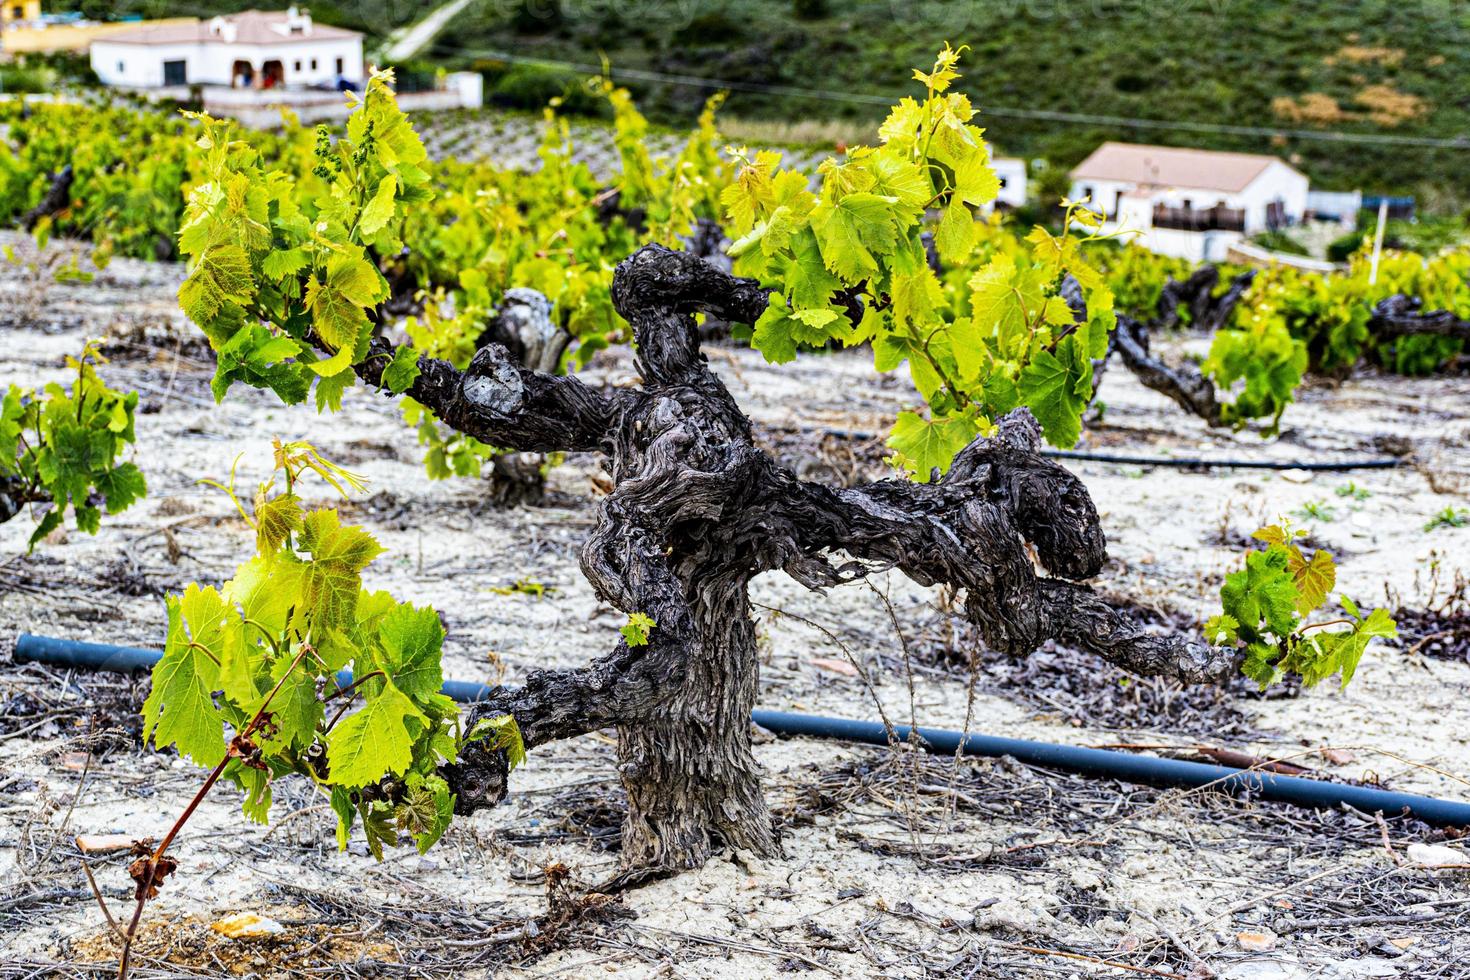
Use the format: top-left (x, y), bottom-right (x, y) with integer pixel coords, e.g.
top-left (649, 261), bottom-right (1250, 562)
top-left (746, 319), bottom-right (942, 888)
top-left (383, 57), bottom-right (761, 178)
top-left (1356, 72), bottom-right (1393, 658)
top-left (352, 244), bottom-right (1240, 883)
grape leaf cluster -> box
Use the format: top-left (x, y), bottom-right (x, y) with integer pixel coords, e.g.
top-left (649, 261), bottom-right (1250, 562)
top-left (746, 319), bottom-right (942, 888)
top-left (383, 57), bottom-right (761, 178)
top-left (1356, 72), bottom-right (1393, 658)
top-left (176, 71), bottom-right (429, 414)
top-left (0, 342), bottom-right (146, 548)
top-left (142, 442), bottom-right (522, 856)
top-left (723, 45), bottom-right (1119, 477)
top-left (1206, 522), bottom-right (1396, 689)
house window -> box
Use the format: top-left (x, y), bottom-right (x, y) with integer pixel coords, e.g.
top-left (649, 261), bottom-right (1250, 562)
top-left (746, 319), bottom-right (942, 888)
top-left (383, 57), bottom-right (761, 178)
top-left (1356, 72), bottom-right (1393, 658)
top-left (335, 57), bottom-right (344, 74)
top-left (310, 58), bottom-right (318, 70)
top-left (117, 60), bottom-right (125, 74)
top-left (12, 6), bottom-right (23, 19)
top-left (294, 60), bottom-right (302, 72)
top-left (1081, 185), bottom-right (1094, 203)
top-left (998, 176), bottom-right (1008, 189)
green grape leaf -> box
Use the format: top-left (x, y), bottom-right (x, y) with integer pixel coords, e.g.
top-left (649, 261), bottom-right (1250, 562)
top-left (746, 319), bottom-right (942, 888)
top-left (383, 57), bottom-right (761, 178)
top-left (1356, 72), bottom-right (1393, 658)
top-left (226, 554), bottom-right (301, 639)
top-left (1203, 613), bottom-right (1240, 646)
top-left (330, 786), bottom-right (357, 850)
top-left (951, 151), bottom-right (1000, 208)
top-left (399, 772), bottom-right (455, 854)
top-left (254, 491), bottom-right (303, 554)
top-left (751, 298), bottom-right (799, 364)
top-left (1241, 641), bottom-right (1283, 688)
top-left (620, 612), bottom-right (657, 647)
top-left (466, 714), bottom-right (527, 771)
top-left (298, 509), bottom-right (385, 630)
top-left (1303, 607), bottom-right (1396, 688)
top-left (934, 202), bottom-right (974, 264)
top-left (360, 801), bottom-right (397, 860)
top-left (315, 368), bottom-right (354, 412)
top-left (813, 193), bottom-right (900, 283)
top-left (1220, 548), bottom-right (1299, 640)
top-left (179, 243), bottom-right (253, 328)
top-left (325, 678), bottom-right (426, 788)
top-left (886, 410), bottom-right (980, 482)
top-left (1016, 336), bottom-right (1092, 449)
top-left (382, 345), bottom-right (421, 394)
top-left (866, 152), bottom-right (932, 208)
top-left (231, 761), bottom-right (273, 824)
top-left (95, 462), bottom-right (146, 514)
top-left (260, 247), bottom-right (309, 282)
top-left (142, 594), bottom-right (227, 767)
top-left (260, 652), bottom-right (322, 751)
top-left (376, 602), bottom-right (446, 699)
top-left (358, 175), bottom-right (399, 236)
top-left (305, 252), bottom-right (386, 368)
top-left (785, 230), bottom-right (841, 310)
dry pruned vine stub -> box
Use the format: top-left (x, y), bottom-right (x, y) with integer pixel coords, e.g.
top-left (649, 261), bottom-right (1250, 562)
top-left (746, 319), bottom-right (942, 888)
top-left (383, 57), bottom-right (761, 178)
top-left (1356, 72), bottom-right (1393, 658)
top-left (355, 243), bottom-right (1243, 883)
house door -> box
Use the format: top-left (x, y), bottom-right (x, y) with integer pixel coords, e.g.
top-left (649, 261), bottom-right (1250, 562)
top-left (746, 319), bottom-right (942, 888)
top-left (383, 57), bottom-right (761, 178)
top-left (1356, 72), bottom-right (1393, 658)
top-left (162, 59), bottom-right (187, 86)
top-left (1266, 199), bottom-right (1285, 230)
top-left (261, 60), bottom-right (284, 89)
top-left (231, 59), bottom-right (254, 88)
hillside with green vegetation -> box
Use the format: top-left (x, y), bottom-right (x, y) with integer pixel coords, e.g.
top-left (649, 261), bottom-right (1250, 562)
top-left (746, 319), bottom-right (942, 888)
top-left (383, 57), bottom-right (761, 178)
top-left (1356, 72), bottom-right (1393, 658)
top-left (416, 0), bottom-right (1469, 209)
top-left (43, 1), bottom-right (1470, 210)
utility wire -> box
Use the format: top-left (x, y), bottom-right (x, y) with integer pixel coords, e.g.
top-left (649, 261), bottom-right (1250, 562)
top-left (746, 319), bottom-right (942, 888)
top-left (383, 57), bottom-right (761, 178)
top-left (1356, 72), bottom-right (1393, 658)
top-left (426, 45), bottom-right (1470, 152)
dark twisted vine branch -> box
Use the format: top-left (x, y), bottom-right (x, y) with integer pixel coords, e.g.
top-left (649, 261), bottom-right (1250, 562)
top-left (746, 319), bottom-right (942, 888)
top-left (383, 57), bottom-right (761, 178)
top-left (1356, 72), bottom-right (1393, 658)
top-left (0, 474), bottom-right (43, 525)
top-left (337, 243), bottom-right (1240, 879)
top-left (1368, 294), bottom-right (1470, 343)
top-left (1111, 313), bottom-right (1226, 425)
top-left (1158, 265), bottom-right (1257, 334)
top-left (21, 163), bottom-right (73, 231)
top-left (1091, 266), bottom-right (1255, 425)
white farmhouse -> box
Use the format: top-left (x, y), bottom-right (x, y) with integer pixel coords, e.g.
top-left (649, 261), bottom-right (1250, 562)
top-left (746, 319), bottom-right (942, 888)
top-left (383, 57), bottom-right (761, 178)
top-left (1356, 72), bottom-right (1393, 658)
top-left (1068, 142), bottom-right (1309, 261)
top-left (90, 7), bottom-right (362, 91)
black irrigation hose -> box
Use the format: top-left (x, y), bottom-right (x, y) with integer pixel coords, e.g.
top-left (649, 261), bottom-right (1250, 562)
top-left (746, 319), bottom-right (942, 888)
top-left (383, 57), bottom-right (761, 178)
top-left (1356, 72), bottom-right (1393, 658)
top-left (13, 633), bottom-right (1470, 828)
top-left (797, 425), bottom-right (1405, 471)
top-left (1042, 449), bottom-right (1405, 471)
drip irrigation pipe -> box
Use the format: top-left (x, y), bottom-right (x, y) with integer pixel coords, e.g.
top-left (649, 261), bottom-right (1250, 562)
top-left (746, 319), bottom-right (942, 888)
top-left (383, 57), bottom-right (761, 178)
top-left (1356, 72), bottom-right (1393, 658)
top-left (13, 633), bottom-right (1470, 828)
top-left (796, 425), bottom-right (1404, 471)
top-left (1041, 449), bottom-right (1404, 471)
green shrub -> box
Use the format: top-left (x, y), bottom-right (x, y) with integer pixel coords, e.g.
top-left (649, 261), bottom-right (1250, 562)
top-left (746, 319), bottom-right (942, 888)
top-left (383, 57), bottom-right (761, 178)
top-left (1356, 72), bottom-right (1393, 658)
top-left (1251, 229), bottom-right (1310, 256)
top-left (1327, 230), bottom-right (1364, 263)
top-left (489, 65), bottom-right (607, 117)
top-left (0, 65), bottom-right (56, 94)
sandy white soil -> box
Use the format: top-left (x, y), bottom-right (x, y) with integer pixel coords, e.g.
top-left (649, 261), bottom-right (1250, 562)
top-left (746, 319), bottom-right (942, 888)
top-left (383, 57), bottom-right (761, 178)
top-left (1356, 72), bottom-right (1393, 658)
top-left (1, 235), bottom-right (1469, 979)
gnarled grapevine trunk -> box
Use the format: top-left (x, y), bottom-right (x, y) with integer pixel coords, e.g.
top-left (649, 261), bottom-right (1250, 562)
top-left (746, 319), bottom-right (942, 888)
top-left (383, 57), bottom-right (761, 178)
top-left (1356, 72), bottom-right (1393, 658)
top-left (616, 570), bottom-right (773, 877)
top-left (351, 244), bottom-right (1240, 881)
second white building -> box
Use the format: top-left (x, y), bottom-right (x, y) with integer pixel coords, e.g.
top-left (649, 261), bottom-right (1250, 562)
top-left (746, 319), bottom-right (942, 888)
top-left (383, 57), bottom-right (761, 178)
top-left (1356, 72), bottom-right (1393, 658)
top-left (1068, 141), bottom-right (1309, 261)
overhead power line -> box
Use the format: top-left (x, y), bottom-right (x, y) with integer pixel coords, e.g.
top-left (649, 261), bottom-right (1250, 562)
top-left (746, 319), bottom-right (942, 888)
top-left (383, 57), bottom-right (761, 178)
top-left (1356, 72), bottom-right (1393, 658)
top-left (426, 45), bottom-right (1470, 151)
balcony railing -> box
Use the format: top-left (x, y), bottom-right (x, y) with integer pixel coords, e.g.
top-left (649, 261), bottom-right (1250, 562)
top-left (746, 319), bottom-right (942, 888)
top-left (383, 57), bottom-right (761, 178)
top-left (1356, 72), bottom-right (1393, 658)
top-left (1152, 204), bottom-right (1245, 233)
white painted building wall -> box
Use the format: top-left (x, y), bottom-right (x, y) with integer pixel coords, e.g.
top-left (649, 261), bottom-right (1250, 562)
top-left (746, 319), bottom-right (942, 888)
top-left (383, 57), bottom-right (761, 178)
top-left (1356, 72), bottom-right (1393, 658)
top-left (991, 157), bottom-right (1028, 210)
top-left (90, 40), bottom-right (197, 87)
top-left (92, 35), bottom-right (362, 88)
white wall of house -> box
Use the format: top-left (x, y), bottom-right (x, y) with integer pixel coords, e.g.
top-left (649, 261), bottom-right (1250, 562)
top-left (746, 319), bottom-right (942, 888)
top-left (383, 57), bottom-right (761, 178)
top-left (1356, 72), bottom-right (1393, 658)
top-left (91, 36), bottom-right (362, 88)
top-left (991, 157), bottom-right (1028, 210)
top-left (91, 40), bottom-right (202, 87)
